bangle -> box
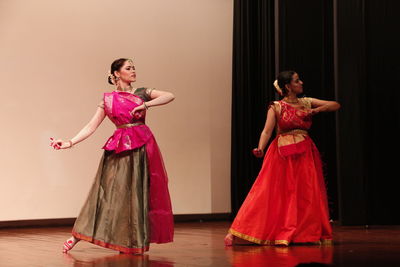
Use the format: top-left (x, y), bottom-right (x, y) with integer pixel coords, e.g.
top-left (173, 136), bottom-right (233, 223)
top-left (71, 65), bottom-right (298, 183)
top-left (68, 140), bottom-right (73, 148)
top-left (143, 102), bottom-right (149, 110)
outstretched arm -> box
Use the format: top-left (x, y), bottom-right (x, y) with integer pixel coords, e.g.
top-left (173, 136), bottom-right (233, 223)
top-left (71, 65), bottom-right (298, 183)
top-left (51, 107), bottom-right (106, 149)
top-left (309, 98), bottom-right (341, 115)
top-left (130, 89), bottom-right (175, 114)
top-left (253, 106), bottom-right (277, 158)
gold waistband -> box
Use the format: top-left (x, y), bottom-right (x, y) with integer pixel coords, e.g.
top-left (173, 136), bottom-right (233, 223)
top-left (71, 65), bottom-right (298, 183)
top-left (278, 129), bottom-right (308, 136)
top-left (117, 122), bottom-right (144, 129)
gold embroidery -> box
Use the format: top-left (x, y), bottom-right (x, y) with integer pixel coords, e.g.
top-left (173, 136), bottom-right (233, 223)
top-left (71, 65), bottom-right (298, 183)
top-left (271, 101), bottom-right (281, 114)
top-left (117, 123), bottom-right (144, 129)
top-left (299, 97), bottom-right (312, 109)
top-left (229, 229), bottom-right (331, 246)
top-left (146, 88), bottom-right (154, 99)
top-left (228, 228), bottom-right (289, 246)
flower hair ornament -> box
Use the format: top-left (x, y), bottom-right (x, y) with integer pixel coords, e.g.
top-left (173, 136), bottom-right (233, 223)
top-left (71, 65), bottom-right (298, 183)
top-left (108, 71), bottom-right (121, 86)
top-left (273, 80), bottom-right (283, 96)
top-left (108, 71), bottom-right (117, 85)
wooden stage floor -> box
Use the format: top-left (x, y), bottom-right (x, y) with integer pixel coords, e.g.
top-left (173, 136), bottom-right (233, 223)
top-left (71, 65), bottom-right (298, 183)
top-left (0, 221), bottom-right (399, 267)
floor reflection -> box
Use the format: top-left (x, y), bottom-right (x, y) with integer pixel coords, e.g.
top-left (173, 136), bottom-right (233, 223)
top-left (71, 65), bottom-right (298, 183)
top-left (63, 252), bottom-right (175, 267)
top-left (225, 245), bottom-right (333, 267)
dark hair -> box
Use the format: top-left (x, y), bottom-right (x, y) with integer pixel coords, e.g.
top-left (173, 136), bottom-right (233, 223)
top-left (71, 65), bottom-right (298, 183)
top-left (108, 58), bottom-right (129, 85)
top-left (277, 70), bottom-right (296, 96)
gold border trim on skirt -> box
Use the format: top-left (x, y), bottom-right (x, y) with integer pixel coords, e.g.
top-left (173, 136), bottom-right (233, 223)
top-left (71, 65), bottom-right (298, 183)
top-left (228, 228), bottom-right (333, 246)
top-left (229, 228), bottom-right (289, 246)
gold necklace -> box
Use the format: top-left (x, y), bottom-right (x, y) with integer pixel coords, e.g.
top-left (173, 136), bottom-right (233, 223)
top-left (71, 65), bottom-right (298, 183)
top-left (117, 86), bottom-right (133, 92)
top-left (284, 98), bottom-right (299, 104)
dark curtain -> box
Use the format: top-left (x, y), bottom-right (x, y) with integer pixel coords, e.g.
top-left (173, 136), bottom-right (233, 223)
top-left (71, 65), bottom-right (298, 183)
top-left (231, 0), bottom-right (275, 216)
top-left (336, 0), bottom-right (400, 225)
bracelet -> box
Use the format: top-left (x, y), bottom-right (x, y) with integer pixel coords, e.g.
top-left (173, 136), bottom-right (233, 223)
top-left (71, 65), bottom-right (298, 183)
top-left (143, 102), bottom-right (149, 110)
top-left (67, 140), bottom-right (73, 148)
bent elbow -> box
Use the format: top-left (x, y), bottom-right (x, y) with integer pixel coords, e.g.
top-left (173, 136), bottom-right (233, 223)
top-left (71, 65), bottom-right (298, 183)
top-left (262, 130), bottom-right (272, 137)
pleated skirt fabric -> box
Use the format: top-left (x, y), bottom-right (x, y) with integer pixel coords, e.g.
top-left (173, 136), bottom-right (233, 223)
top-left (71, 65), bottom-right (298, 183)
top-left (72, 147), bottom-right (151, 254)
top-left (229, 137), bottom-right (332, 246)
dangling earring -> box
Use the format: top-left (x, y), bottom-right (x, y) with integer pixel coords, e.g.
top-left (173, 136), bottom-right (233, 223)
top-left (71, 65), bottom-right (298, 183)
top-left (115, 77), bottom-right (120, 87)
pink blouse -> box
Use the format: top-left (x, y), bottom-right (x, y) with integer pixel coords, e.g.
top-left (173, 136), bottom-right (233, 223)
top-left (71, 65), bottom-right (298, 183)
top-left (102, 91), bottom-right (153, 153)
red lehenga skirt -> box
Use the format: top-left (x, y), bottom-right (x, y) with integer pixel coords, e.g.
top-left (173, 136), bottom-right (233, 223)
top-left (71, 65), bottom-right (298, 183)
top-left (229, 136), bottom-right (332, 245)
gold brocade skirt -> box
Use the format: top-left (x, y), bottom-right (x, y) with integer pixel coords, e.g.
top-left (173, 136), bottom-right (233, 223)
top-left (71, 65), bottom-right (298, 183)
top-left (72, 147), bottom-right (150, 254)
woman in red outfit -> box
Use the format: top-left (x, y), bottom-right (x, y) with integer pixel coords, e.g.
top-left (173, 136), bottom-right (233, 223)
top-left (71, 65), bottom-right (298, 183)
top-left (225, 71), bottom-right (340, 246)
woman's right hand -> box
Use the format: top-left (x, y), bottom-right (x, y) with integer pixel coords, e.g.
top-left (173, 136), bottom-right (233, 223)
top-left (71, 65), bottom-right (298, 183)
top-left (131, 110), bottom-right (145, 120)
top-left (308, 107), bottom-right (322, 116)
top-left (252, 148), bottom-right (264, 158)
top-left (130, 104), bottom-right (146, 115)
top-left (50, 138), bottom-right (72, 150)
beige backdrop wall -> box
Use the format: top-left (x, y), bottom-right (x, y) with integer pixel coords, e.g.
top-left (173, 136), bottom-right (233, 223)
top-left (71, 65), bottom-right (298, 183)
top-left (0, 0), bottom-right (232, 220)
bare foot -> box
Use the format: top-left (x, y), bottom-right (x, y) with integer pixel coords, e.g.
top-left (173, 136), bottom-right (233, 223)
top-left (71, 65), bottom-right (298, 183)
top-left (224, 233), bottom-right (234, 246)
top-left (62, 236), bottom-right (80, 253)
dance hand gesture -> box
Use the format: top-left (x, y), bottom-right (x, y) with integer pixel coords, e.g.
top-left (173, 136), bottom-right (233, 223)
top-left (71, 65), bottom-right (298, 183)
top-left (252, 148), bottom-right (264, 158)
top-left (50, 138), bottom-right (72, 150)
top-left (130, 104), bottom-right (146, 119)
top-left (308, 108), bottom-right (321, 115)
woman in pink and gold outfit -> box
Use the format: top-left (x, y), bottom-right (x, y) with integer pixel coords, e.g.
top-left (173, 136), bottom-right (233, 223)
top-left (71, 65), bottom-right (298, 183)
top-left (51, 58), bottom-right (175, 254)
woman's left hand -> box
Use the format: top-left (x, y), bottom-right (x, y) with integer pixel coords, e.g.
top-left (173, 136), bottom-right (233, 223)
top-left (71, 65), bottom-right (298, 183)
top-left (252, 148), bottom-right (264, 158)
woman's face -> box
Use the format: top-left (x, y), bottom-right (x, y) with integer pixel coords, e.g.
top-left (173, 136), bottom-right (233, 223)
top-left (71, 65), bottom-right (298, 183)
top-left (115, 60), bottom-right (136, 83)
top-left (286, 73), bottom-right (303, 95)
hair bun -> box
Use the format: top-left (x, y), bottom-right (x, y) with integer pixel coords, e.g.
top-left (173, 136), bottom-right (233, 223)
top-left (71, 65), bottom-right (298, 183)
top-left (107, 71), bottom-right (115, 85)
top-left (107, 76), bottom-right (113, 85)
